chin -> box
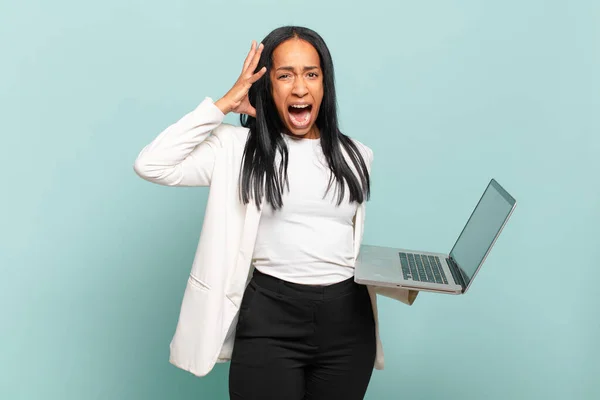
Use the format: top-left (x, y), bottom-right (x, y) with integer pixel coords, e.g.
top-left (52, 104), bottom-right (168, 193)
top-left (284, 120), bottom-right (318, 138)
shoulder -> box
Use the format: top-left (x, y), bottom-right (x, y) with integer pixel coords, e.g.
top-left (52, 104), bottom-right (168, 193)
top-left (348, 137), bottom-right (374, 165)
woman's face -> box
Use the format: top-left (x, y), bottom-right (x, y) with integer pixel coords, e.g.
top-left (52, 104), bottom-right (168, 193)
top-left (270, 38), bottom-right (324, 139)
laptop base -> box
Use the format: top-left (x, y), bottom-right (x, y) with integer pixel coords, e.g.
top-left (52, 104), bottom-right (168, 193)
top-left (354, 245), bottom-right (464, 295)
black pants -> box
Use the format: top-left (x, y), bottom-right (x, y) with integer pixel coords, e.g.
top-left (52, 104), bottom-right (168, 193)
top-left (229, 269), bottom-right (376, 400)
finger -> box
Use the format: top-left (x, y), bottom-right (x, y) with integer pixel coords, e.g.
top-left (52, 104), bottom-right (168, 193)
top-left (246, 42), bottom-right (264, 75)
top-left (242, 40), bottom-right (256, 72)
top-left (248, 66), bottom-right (267, 84)
top-left (242, 40), bottom-right (257, 72)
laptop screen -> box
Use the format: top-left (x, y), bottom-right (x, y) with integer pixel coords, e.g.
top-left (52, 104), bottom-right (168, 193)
top-left (449, 179), bottom-right (516, 288)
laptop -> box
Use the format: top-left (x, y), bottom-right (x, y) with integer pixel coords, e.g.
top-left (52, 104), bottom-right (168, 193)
top-left (354, 179), bottom-right (516, 295)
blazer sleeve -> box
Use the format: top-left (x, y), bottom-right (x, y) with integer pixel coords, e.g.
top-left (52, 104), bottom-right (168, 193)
top-left (133, 97), bottom-right (225, 187)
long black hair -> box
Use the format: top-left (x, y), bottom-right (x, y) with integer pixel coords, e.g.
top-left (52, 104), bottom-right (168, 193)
top-left (239, 26), bottom-right (371, 210)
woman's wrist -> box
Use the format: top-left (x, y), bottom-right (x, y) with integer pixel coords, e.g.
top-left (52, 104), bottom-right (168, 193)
top-left (214, 97), bottom-right (232, 115)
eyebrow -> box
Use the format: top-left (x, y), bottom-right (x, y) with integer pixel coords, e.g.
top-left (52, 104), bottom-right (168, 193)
top-left (275, 66), bottom-right (320, 72)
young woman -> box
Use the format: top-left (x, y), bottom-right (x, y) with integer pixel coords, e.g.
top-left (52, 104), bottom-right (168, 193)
top-left (134, 25), bottom-right (417, 400)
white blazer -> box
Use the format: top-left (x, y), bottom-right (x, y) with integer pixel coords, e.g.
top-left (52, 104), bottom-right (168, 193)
top-left (134, 97), bottom-right (415, 377)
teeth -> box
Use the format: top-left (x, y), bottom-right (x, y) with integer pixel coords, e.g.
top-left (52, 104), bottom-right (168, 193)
top-left (290, 104), bottom-right (310, 108)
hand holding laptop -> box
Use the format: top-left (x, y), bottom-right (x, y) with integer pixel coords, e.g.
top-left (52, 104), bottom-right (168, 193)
top-left (355, 179), bottom-right (516, 296)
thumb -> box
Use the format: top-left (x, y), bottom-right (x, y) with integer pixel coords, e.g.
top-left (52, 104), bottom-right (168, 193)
top-left (245, 105), bottom-right (257, 118)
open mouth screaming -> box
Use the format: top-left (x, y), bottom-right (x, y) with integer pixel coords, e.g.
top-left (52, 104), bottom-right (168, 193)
top-left (287, 104), bottom-right (313, 129)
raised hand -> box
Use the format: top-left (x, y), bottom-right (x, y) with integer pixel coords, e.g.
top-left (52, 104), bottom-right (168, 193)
top-left (215, 41), bottom-right (267, 117)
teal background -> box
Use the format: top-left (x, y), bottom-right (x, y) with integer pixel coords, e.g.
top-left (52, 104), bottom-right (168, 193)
top-left (1, 0), bottom-right (598, 399)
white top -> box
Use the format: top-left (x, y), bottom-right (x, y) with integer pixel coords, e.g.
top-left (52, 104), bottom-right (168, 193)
top-left (252, 135), bottom-right (359, 285)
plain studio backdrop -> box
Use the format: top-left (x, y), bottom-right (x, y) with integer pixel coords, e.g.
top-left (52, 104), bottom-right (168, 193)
top-left (1, 1), bottom-right (598, 399)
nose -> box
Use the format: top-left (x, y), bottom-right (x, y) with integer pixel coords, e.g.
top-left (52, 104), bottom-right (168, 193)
top-left (292, 77), bottom-right (308, 97)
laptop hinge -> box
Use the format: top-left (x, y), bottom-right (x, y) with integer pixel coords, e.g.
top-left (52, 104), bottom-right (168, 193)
top-left (447, 256), bottom-right (466, 291)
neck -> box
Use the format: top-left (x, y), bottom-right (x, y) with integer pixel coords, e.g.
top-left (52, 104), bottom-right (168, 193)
top-left (285, 126), bottom-right (320, 140)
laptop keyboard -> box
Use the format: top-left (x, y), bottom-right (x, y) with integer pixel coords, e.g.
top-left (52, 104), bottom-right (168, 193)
top-left (399, 252), bottom-right (448, 284)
